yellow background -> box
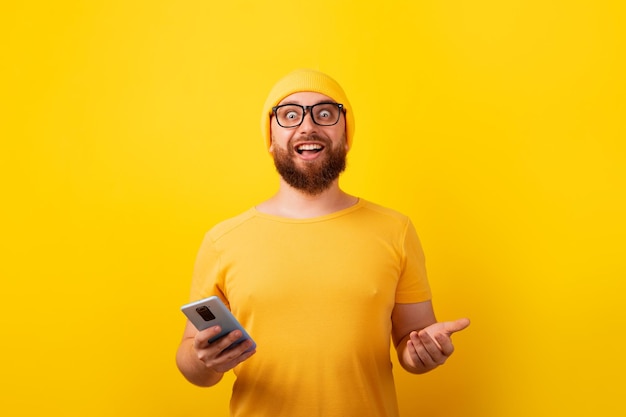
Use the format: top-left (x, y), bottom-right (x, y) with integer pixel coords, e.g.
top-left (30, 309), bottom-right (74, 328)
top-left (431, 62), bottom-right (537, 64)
top-left (2, 1), bottom-right (624, 416)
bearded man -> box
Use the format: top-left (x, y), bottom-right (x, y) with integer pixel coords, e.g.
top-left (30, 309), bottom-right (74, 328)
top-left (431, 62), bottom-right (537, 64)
top-left (176, 69), bottom-right (470, 417)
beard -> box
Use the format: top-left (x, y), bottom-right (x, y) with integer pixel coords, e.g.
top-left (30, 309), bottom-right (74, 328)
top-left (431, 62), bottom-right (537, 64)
top-left (272, 135), bottom-right (347, 196)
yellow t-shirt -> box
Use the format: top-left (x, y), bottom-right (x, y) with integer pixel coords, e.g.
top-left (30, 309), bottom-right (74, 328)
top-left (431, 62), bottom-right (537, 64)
top-left (189, 199), bottom-right (432, 417)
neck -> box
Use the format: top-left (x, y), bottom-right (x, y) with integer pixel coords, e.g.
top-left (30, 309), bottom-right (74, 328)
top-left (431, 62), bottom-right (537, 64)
top-left (256, 179), bottom-right (358, 219)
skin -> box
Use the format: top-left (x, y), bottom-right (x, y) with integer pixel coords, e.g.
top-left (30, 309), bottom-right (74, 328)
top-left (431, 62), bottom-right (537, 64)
top-left (175, 91), bottom-right (470, 386)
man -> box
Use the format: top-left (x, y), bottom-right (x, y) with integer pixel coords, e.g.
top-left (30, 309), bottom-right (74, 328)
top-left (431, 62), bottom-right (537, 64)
top-left (176, 69), bottom-right (470, 417)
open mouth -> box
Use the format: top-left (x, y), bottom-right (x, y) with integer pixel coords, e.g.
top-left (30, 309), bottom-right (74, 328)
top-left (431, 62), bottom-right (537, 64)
top-left (295, 143), bottom-right (324, 156)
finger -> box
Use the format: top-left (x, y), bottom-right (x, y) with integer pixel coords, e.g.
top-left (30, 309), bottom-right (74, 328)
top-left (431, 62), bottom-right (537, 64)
top-left (434, 333), bottom-right (455, 357)
top-left (199, 337), bottom-right (255, 371)
top-left (225, 349), bottom-right (256, 371)
top-left (211, 343), bottom-right (256, 373)
top-left (444, 318), bottom-right (471, 335)
top-left (217, 338), bottom-right (254, 361)
top-left (406, 339), bottom-right (425, 368)
top-left (194, 326), bottom-right (223, 349)
top-left (409, 332), bottom-right (438, 368)
top-left (214, 329), bottom-right (245, 352)
top-left (417, 331), bottom-right (447, 364)
top-left (234, 346), bottom-right (256, 364)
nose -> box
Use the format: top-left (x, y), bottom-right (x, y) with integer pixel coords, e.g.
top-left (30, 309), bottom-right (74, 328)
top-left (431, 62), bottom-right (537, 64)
top-left (297, 109), bottom-right (317, 132)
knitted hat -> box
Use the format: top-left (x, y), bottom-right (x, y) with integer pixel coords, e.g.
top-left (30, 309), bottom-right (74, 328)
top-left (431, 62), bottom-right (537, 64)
top-left (261, 69), bottom-right (355, 150)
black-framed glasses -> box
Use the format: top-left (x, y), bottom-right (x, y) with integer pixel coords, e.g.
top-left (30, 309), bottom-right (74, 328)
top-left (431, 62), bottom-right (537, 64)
top-left (272, 102), bottom-right (344, 128)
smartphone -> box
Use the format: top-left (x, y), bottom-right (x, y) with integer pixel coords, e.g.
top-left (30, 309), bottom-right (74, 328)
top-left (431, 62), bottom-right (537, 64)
top-left (181, 296), bottom-right (256, 351)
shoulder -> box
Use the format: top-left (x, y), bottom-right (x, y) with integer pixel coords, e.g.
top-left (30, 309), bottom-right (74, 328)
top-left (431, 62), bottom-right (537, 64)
top-left (357, 199), bottom-right (411, 226)
top-left (204, 208), bottom-right (259, 242)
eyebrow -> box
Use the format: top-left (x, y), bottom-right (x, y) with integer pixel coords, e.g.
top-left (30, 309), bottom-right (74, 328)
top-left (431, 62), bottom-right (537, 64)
top-left (278, 100), bottom-right (338, 106)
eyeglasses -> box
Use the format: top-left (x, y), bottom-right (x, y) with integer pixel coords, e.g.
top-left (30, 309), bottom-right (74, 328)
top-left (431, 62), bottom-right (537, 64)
top-left (272, 102), bottom-right (344, 128)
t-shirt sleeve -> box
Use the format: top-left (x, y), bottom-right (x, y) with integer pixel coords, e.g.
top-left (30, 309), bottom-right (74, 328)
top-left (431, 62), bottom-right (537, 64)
top-left (188, 231), bottom-right (228, 305)
top-left (395, 219), bottom-right (432, 303)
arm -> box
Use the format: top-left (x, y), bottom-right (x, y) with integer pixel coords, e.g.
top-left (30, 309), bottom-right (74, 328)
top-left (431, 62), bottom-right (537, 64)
top-left (176, 320), bottom-right (256, 387)
top-left (391, 300), bottom-right (470, 374)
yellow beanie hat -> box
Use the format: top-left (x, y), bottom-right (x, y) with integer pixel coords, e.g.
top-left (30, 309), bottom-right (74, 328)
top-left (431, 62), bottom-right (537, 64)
top-left (261, 69), bottom-right (355, 150)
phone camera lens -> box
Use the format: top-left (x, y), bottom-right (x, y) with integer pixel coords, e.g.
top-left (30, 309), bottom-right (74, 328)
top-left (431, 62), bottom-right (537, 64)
top-left (196, 306), bottom-right (216, 321)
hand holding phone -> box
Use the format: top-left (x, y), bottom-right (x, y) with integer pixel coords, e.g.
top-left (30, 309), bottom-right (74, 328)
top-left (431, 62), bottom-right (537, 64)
top-left (181, 296), bottom-right (256, 351)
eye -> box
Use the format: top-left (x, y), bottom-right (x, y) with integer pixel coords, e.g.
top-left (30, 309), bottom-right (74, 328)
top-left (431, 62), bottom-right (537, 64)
top-left (318, 109), bottom-right (331, 119)
top-left (314, 104), bottom-right (338, 122)
top-left (285, 111), bottom-right (299, 120)
top-left (276, 105), bottom-right (304, 126)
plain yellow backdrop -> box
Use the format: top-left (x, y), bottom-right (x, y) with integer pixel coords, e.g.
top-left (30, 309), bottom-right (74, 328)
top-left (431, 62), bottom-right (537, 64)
top-left (2, 1), bottom-right (624, 416)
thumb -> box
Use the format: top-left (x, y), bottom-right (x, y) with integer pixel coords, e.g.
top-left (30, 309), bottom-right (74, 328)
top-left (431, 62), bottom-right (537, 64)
top-left (444, 317), bottom-right (471, 335)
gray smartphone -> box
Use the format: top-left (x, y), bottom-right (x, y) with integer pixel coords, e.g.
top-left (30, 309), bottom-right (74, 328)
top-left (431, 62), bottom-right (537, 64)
top-left (181, 296), bottom-right (256, 351)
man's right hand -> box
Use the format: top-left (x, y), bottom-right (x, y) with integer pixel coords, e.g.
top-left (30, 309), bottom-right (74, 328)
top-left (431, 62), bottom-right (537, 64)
top-left (176, 321), bottom-right (256, 387)
top-left (193, 326), bottom-right (256, 373)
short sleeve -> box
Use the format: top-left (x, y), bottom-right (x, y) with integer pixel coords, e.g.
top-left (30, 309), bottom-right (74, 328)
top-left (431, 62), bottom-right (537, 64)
top-left (395, 219), bottom-right (432, 303)
top-left (188, 231), bottom-right (227, 305)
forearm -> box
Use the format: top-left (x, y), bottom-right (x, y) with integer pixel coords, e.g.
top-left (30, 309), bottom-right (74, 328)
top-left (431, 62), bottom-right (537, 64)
top-left (176, 338), bottom-right (225, 387)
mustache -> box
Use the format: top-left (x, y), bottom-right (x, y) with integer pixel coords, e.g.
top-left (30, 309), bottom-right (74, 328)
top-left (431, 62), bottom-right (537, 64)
top-left (288, 134), bottom-right (333, 148)
top-left (290, 134), bottom-right (330, 144)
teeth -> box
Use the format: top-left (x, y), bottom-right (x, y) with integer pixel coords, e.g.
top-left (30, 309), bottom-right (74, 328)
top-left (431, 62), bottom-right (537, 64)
top-left (297, 144), bottom-right (323, 151)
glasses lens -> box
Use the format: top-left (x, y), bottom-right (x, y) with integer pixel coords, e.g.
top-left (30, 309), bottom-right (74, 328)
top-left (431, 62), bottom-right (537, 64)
top-left (273, 103), bottom-right (342, 127)
top-left (275, 105), bottom-right (304, 128)
top-left (311, 103), bottom-right (341, 126)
